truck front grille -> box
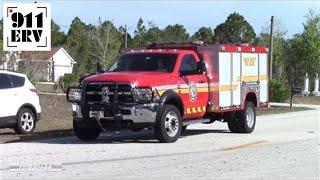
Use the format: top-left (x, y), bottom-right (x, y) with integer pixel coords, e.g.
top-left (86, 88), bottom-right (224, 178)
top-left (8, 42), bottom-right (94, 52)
top-left (85, 82), bottom-right (134, 104)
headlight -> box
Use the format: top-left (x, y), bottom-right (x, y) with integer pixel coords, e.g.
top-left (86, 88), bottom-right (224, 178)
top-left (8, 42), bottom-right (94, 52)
top-left (67, 87), bottom-right (82, 103)
top-left (132, 88), bottom-right (153, 102)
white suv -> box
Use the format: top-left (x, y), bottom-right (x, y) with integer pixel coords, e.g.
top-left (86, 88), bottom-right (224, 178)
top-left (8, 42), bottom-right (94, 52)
top-left (0, 70), bottom-right (41, 134)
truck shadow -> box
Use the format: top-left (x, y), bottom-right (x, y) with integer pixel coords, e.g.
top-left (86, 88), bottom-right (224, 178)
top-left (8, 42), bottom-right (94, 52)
top-left (5, 128), bottom-right (230, 144)
top-left (3, 129), bottom-right (74, 144)
top-left (181, 129), bottom-right (229, 136)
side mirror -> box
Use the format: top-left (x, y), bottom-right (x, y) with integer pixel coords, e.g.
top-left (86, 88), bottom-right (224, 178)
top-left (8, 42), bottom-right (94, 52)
top-left (66, 87), bottom-right (82, 103)
top-left (197, 61), bottom-right (206, 73)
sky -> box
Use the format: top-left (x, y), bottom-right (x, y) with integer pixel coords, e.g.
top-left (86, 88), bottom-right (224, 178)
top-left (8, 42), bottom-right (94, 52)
top-left (1, 0), bottom-right (320, 38)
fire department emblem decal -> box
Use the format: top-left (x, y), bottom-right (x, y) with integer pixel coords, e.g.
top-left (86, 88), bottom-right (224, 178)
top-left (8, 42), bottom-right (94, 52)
top-left (189, 83), bottom-right (198, 102)
top-left (101, 86), bottom-right (110, 103)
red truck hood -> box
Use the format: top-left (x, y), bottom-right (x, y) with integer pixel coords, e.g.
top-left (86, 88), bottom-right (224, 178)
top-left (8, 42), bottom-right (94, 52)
top-left (84, 71), bottom-right (174, 87)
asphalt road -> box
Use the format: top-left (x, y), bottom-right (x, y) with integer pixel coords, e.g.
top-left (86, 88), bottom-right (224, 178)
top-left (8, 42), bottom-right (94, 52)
top-left (0, 104), bottom-right (319, 180)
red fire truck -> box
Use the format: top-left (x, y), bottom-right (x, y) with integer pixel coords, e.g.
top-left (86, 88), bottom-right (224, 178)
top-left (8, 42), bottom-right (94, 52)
top-left (67, 42), bottom-right (269, 143)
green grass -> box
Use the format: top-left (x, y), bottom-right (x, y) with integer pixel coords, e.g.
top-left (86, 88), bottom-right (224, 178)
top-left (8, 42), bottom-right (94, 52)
top-left (34, 83), bottom-right (64, 93)
top-left (34, 83), bottom-right (55, 92)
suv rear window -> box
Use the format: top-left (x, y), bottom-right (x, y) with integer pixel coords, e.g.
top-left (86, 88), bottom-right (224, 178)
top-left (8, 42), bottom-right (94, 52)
top-left (0, 73), bottom-right (13, 89)
top-left (8, 75), bottom-right (25, 88)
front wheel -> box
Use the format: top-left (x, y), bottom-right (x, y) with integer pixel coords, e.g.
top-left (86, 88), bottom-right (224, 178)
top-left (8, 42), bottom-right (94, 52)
top-left (14, 108), bottom-right (36, 134)
top-left (154, 105), bottom-right (182, 143)
top-left (73, 118), bottom-right (101, 141)
top-left (181, 125), bottom-right (188, 134)
top-left (227, 102), bottom-right (256, 133)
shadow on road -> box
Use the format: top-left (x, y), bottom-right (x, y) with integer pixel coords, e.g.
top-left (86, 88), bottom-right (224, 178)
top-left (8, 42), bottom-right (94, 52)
top-left (5, 128), bottom-right (231, 144)
top-left (3, 129), bottom-right (74, 144)
top-left (181, 129), bottom-right (229, 136)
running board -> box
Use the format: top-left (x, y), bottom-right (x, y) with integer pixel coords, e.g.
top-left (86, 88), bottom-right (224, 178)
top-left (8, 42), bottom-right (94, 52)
top-left (182, 118), bottom-right (211, 126)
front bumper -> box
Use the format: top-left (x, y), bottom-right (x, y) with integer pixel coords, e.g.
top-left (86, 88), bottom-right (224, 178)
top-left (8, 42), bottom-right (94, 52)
top-left (72, 102), bottom-right (158, 124)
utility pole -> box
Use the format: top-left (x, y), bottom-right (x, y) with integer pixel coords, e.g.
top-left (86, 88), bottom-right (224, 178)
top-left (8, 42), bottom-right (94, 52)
top-left (269, 16), bottom-right (274, 80)
top-left (125, 25), bottom-right (128, 49)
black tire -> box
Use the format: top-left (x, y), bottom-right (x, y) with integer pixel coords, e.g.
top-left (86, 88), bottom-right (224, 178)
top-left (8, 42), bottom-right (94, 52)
top-left (154, 105), bottom-right (182, 143)
top-left (227, 120), bottom-right (239, 133)
top-left (227, 102), bottom-right (256, 133)
top-left (225, 112), bottom-right (239, 133)
top-left (14, 108), bottom-right (36, 134)
top-left (181, 126), bottom-right (187, 135)
top-left (73, 118), bottom-right (101, 141)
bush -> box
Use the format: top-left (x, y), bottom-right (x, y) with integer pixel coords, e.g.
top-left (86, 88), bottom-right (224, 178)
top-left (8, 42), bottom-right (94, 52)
top-left (58, 74), bottom-right (78, 93)
top-left (269, 79), bottom-right (290, 103)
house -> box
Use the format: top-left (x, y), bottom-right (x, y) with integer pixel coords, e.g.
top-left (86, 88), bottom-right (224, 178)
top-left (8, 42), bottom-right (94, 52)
top-left (18, 47), bottom-right (77, 82)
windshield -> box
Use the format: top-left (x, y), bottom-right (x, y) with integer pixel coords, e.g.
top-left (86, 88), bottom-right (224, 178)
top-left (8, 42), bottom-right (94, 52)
top-left (108, 53), bottom-right (177, 73)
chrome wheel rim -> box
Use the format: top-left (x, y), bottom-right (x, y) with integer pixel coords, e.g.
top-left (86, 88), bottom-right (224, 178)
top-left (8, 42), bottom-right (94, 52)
top-left (21, 112), bottom-right (34, 131)
top-left (246, 107), bottom-right (255, 128)
top-left (164, 111), bottom-right (179, 137)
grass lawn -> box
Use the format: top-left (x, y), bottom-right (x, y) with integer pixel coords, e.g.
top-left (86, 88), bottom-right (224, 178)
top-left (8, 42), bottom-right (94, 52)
top-left (289, 96), bottom-right (320, 105)
top-left (34, 82), bottom-right (65, 93)
top-left (0, 94), bottom-right (314, 143)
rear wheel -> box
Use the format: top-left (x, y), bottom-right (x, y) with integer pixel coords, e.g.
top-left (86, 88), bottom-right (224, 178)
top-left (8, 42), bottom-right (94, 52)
top-left (73, 118), bottom-right (101, 141)
top-left (225, 112), bottom-right (238, 133)
top-left (154, 105), bottom-right (182, 143)
top-left (227, 102), bottom-right (256, 133)
top-left (14, 108), bottom-right (36, 134)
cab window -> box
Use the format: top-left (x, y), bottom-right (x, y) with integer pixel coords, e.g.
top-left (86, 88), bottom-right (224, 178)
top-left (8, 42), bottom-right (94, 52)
top-left (180, 54), bottom-right (197, 72)
top-left (108, 53), bottom-right (177, 73)
top-left (0, 73), bottom-right (13, 89)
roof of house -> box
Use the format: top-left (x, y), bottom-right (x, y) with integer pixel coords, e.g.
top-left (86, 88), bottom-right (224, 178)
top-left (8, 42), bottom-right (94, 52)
top-left (20, 47), bottom-right (61, 60)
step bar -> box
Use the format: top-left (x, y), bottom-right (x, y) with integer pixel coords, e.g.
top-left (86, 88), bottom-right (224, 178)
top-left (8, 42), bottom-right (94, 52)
top-left (182, 118), bottom-right (212, 126)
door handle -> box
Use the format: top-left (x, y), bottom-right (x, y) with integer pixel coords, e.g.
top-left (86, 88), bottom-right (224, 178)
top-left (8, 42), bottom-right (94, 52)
top-left (198, 81), bottom-right (205, 83)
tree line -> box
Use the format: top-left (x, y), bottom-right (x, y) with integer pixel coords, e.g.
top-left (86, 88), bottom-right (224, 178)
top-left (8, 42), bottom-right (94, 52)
top-left (48, 12), bottom-right (258, 76)
top-left (0, 11), bottom-right (319, 91)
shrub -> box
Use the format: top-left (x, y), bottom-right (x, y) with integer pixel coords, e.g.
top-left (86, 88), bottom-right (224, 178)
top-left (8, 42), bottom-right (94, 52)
top-left (58, 74), bottom-right (78, 93)
top-left (269, 79), bottom-right (290, 103)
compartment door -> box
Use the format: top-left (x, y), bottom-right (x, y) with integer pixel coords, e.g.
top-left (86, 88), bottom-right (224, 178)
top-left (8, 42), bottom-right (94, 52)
top-left (219, 52), bottom-right (232, 107)
top-left (232, 53), bottom-right (241, 106)
top-left (259, 53), bottom-right (268, 103)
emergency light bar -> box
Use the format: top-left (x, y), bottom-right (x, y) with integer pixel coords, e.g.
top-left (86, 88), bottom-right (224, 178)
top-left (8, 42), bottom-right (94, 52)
top-left (147, 41), bottom-right (205, 50)
top-left (146, 41), bottom-right (268, 53)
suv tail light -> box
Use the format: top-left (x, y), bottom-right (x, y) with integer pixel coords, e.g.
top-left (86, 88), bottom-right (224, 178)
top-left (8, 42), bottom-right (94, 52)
top-left (29, 88), bottom-right (37, 93)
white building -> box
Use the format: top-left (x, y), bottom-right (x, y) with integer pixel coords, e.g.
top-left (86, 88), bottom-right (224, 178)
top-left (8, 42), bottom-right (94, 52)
top-left (18, 47), bottom-right (77, 82)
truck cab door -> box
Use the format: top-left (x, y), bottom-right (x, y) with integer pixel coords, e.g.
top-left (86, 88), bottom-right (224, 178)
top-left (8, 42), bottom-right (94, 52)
top-left (177, 54), bottom-right (208, 119)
